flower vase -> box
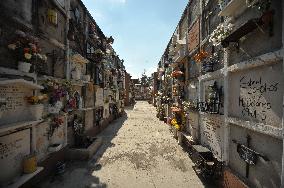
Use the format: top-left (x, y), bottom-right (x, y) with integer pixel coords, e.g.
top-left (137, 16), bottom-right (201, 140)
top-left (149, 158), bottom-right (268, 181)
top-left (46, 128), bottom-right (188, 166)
top-left (18, 61), bottom-right (31, 73)
top-left (29, 104), bottom-right (44, 120)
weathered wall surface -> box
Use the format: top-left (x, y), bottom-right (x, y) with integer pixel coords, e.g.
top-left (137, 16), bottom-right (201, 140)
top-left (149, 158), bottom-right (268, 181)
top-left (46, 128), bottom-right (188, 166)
top-left (227, 0), bottom-right (282, 66)
top-left (229, 62), bottom-right (283, 127)
top-left (84, 110), bottom-right (94, 132)
top-left (0, 129), bottom-right (30, 185)
top-left (95, 88), bottom-right (104, 107)
top-left (229, 124), bottom-right (282, 188)
top-left (200, 114), bottom-right (224, 160)
top-left (0, 85), bottom-right (33, 125)
top-left (84, 85), bottom-right (94, 108)
top-left (0, 0), bottom-right (33, 25)
top-left (35, 119), bottom-right (66, 161)
top-left (187, 111), bottom-right (199, 142)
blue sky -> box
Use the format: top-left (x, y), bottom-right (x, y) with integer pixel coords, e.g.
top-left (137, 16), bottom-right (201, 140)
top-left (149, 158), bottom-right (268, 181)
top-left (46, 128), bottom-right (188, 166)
top-left (82, 0), bottom-right (188, 78)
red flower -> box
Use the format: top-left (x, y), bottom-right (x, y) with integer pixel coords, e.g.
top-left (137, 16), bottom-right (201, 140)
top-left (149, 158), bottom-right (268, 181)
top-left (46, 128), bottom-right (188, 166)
top-left (24, 48), bottom-right (30, 53)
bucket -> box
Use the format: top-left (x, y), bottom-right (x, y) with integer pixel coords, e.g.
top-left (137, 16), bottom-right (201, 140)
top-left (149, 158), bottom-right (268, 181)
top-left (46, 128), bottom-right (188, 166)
top-left (23, 155), bottom-right (37, 174)
top-left (18, 62), bottom-right (31, 73)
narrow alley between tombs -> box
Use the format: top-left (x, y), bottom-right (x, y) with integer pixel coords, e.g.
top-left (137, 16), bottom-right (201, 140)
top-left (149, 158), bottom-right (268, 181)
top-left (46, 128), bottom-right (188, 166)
top-left (0, 0), bottom-right (283, 188)
top-left (39, 101), bottom-right (210, 188)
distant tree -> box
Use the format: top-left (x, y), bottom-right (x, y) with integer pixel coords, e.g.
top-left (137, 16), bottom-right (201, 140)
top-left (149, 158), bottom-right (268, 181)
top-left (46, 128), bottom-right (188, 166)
top-left (140, 70), bottom-right (150, 87)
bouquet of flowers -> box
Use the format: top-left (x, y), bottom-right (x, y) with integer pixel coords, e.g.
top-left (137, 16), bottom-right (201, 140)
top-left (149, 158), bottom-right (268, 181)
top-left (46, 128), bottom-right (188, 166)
top-left (8, 30), bottom-right (47, 63)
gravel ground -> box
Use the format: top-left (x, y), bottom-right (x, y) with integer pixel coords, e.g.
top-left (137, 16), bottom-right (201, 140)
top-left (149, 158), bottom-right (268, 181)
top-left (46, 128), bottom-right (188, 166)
top-left (39, 101), bottom-right (213, 188)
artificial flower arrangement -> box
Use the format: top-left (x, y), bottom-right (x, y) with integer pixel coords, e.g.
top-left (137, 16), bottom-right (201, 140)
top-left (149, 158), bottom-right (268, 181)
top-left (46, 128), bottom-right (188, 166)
top-left (170, 109), bottom-right (186, 131)
top-left (25, 95), bottom-right (48, 105)
top-left (41, 79), bottom-right (75, 113)
top-left (209, 22), bottom-right (234, 46)
top-left (182, 100), bottom-right (198, 112)
top-left (156, 104), bottom-right (166, 120)
top-left (193, 50), bottom-right (209, 63)
top-left (48, 116), bottom-right (65, 140)
top-left (7, 30), bottom-right (47, 73)
top-left (171, 70), bottom-right (184, 78)
top-left (162, 95), bottom-right (172, 104)
top-left (172, 85), bottom-right (178, 96)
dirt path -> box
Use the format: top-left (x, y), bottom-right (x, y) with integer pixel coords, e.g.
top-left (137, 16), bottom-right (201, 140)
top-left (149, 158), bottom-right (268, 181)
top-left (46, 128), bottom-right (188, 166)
top-left (40, 101), bottom-right (209, 188)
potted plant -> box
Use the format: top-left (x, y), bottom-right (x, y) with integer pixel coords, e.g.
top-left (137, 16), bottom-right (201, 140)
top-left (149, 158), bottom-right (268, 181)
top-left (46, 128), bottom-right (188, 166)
top-left (25, 95), bottom-right (48, 120)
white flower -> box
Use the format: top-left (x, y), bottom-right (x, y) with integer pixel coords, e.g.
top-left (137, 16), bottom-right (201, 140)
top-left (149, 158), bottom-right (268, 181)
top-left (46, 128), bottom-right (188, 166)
top-left (8, 44), bottom-right (17, 50)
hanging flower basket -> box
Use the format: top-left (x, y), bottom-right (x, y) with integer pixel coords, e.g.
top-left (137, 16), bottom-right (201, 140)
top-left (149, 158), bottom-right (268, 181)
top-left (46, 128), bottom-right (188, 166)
top-left (193, 50), bottom-right (209, 63)
top-left (171, 70), bottom-right (184, 78)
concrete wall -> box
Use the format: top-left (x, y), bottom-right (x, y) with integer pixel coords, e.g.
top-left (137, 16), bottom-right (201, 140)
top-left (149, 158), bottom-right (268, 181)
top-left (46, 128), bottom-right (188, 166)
top-left (229, 62), bottom-right (283, 127)
top-left (95, 88), bottom-right (104, 107)
top-left (229, 124), bottom-right (282, 188)
top-left (200, 114), bottom-right (224, 160)
top-left (35, 119), bottom-right (67, 161)
top-left (0, 129), bottom-right (31, 185)
top-left (0, 85), bottom-right (33, 125)
top-left (0, 0), bottom-right (33, 26)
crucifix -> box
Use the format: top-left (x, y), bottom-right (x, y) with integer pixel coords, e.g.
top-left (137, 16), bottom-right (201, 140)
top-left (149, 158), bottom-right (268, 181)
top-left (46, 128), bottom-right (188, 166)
top-left (232, 134), bottom-right (269, 178)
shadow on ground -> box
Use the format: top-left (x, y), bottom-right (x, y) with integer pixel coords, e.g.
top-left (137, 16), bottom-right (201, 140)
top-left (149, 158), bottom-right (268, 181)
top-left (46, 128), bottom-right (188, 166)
top-left (90, 114), bottom-right (129, 164)
top-left (35, 113), bottom-right (130, 188)
top-left (180, 143), bottom-right (220, 188)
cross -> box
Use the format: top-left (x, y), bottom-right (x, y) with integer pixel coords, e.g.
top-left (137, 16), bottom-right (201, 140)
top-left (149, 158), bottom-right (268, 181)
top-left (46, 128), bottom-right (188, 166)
top-left (245, 135), bottom-right (251, 178)
top-left (232, 134), bottom-right (269, 179)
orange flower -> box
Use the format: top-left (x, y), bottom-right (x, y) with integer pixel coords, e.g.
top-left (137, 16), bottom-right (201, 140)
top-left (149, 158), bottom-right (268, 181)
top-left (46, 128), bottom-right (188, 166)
top-left (194, 50), bottom-right (209, 63)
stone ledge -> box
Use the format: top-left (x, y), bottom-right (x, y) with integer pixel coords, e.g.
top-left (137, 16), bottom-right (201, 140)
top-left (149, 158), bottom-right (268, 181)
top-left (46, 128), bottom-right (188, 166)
top-left (227, 49), bottom-right (283, 73)
top-left (226, 117), bottom-right (282, 139)
top-left (66, 137), bottom-right (103, 160)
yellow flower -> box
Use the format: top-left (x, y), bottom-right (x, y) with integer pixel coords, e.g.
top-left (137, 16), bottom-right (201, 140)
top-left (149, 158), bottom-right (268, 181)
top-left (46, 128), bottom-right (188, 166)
top-left (174, 124), bottom-right (180, 130)
top-left (24, 53), bottom-right (32, 60)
